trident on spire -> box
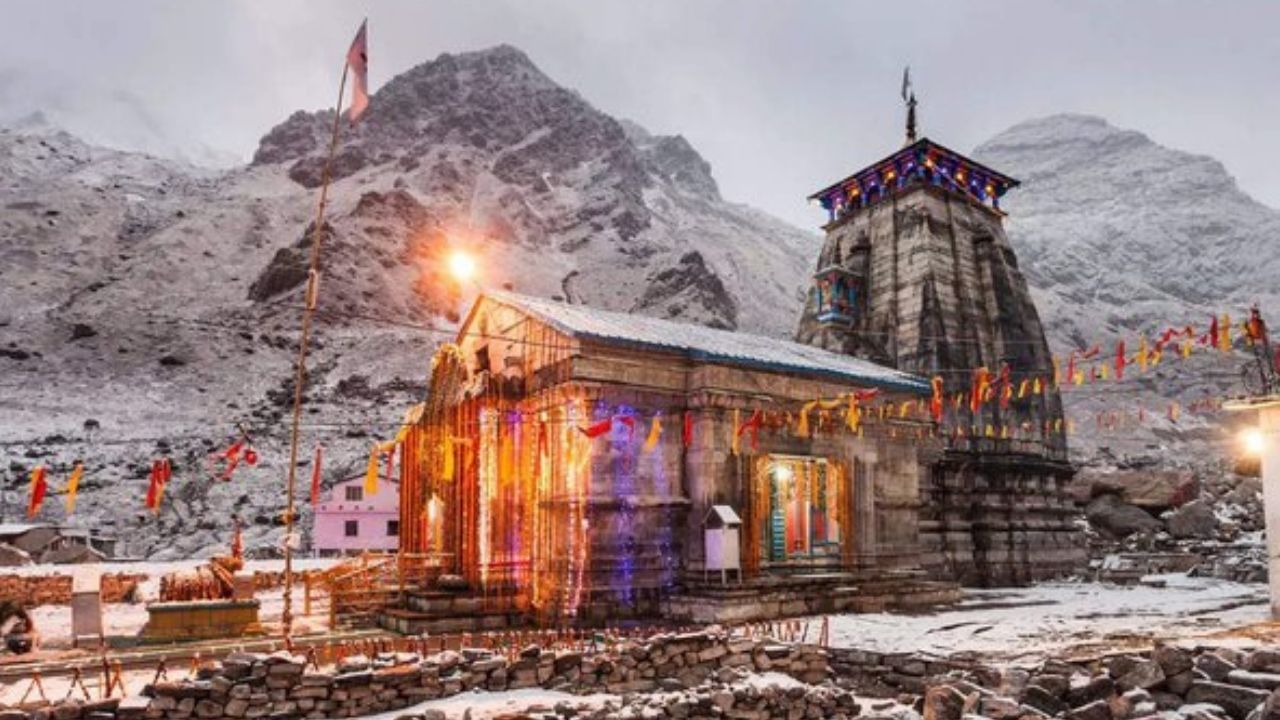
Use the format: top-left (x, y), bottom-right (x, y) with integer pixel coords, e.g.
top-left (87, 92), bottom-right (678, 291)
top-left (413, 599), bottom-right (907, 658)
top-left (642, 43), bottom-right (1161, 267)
top-left (902, 66), bottom-right (918, 144)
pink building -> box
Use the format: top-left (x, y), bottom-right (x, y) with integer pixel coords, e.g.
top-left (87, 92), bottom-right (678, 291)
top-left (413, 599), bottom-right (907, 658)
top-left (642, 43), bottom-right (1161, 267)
top-left (311, 477), bottom-right (400, 556)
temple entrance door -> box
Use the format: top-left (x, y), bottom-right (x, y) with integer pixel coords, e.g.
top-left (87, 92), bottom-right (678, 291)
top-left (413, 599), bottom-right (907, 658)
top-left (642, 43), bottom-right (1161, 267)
top-left (760, 456), bottom-right (845, 566)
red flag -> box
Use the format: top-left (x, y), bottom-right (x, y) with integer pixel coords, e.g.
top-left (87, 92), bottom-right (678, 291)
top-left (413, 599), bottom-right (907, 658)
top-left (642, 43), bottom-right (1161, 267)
top-left (310, 446), bottom-right (324, 506)
top-left (579, 418), bottom-right (612, 438)
top-left (737, 409), bottom-right (763, 451)
top-left (1208, 315), bottom-right (1219, 347)
top-left (1114, 340), bottom-right (1126, 380)
top-left (346, 20), bottom-right (369, 123)
top-left (146, 458), bottom-right (171, 513)
top-left (27, 467), bottom-right (47, 518)
top-left (218, 440), bottom-right (244, 481)
top-left (929, 377), bottom-right (945, 422)
top-left (682, 411), bottom-right (693, 447)
top-left (854, 389), bottom-right (880, 403)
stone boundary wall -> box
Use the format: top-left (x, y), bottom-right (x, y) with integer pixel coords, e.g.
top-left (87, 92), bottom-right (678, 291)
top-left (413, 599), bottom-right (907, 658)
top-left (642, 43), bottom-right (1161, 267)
top-left (0, 573), bottom-right (146, 606)
top-left (0, 631), bottom-right (829, 720)
top-left (3, 571), bottom-right (297, 609)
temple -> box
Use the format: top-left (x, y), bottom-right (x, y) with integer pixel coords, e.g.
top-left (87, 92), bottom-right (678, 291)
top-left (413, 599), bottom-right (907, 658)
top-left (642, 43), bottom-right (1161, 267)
top-left (795, 103), bottom-right (1086, 585)
top-left (385, 291), bottom-right (958, 632)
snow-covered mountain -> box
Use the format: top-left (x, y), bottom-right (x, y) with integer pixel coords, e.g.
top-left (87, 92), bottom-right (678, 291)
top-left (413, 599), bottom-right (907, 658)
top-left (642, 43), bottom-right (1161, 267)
top-left (0, 46), bottom-right (813, 557)
top-left (974, 114), bottom-right (1280, 466)
top-left (4, 50), bottom-right (1273, 558)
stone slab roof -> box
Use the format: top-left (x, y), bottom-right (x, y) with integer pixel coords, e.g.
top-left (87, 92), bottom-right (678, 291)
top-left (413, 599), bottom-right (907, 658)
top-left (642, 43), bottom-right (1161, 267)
top-left (480, 291), bottom-right (930, 394)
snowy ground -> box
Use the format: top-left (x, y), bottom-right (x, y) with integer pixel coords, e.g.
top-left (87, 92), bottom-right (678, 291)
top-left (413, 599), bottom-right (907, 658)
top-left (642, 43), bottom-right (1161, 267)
top-left (5, 569), bottom-right (1274, 709)
top-left (824, 573), bottom-right (1269, 663)
top-left (19, 557), bottom-right (342, 646)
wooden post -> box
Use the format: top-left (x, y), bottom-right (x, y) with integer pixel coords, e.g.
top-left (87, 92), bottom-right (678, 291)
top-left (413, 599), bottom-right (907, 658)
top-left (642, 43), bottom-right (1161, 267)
top-left (282, 47), bottom-right (353, 652)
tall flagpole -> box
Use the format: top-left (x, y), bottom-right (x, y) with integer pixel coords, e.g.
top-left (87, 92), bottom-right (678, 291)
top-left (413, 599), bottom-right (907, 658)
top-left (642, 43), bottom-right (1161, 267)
top-left (281, 59), bottom-right (350, 651)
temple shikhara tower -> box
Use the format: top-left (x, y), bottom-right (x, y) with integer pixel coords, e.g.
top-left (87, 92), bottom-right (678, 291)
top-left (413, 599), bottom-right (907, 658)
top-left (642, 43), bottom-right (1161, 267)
top-left (795, 89), bottom-right (1086, 585)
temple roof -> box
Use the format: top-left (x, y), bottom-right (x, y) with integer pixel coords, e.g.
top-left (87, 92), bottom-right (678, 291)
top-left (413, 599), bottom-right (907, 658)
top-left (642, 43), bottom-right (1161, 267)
top-left (475, 291), bottom-right (930, 394)
top-left (808, 137), bottom-right (1019, 214)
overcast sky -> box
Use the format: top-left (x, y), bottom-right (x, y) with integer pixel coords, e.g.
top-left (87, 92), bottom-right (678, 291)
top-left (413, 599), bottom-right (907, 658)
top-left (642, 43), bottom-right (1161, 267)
top-left (3, 1), bottom-right (1277, 229)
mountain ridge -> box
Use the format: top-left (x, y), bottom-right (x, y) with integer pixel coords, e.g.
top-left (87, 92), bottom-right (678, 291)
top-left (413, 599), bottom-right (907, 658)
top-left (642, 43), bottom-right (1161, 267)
top-left (0, 45), bottom-right (812, 557)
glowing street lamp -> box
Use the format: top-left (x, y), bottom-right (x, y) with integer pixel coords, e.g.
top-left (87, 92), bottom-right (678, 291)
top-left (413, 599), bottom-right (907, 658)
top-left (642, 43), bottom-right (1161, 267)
top-left (1226, 396), bottom-right (1280, 618)
top-left (447, 250), bottom-right (477, 284)
top-left (1243, 427), bottom-right (1266, 457)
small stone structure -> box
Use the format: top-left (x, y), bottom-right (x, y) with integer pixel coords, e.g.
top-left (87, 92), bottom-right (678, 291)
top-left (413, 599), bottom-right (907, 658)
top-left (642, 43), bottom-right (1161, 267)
top-left (143, 526), bottom-right (261, 641)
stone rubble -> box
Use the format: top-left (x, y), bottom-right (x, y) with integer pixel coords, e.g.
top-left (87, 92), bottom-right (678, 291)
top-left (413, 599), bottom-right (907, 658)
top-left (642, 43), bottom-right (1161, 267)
top-left (831, 642), bottom-right (1280, 720)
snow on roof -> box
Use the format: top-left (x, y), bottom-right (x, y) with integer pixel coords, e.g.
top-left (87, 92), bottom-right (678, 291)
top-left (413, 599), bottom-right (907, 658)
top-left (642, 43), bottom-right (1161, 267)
top-left (0, 523), bottom-right (51, 536)
top-left (481, 291), bottom-right (930, 394)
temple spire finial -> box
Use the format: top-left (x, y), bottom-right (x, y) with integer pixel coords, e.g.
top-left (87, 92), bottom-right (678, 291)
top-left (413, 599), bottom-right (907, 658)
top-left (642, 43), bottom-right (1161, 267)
top-left (902, 66), bottom-right (918, 144)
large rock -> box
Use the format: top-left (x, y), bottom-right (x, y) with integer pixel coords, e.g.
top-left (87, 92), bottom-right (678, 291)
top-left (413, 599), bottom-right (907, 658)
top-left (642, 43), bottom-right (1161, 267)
top-left (1117, 659), bottom-right (1165, 691)
top-left (1086, 494), bottom-right (1162, 538)
top-left (1185, 681), bottom-right (1269, 720)
top-left (1079, 470), bottom-right (1198, 511)
top-left (1067, 675), bottom-right (1116, 707)
top-left (1167, 500), bottom-right (1218, 539)
top-left (1198, 653), bottom-right (1242, 682)
top-left (923, 685), bottom-right (966, 720)
top-left (1023, 685), bottom-right (1070, 716)
top-left (1154, 644), bottom-right (1195, 677)
top-left (1258, 688), bottom-right (1280, 720)
top-left (1068, 698), bottom-right (1113, 720)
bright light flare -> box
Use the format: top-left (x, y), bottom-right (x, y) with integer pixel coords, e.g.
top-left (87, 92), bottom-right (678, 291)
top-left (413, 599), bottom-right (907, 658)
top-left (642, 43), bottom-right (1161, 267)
top-left (447, 250), bottom-right (477, 283)
top-left (1242, 427), bottom-right (1266, 457)
top-left (772, 463), bottom-right (793, 482)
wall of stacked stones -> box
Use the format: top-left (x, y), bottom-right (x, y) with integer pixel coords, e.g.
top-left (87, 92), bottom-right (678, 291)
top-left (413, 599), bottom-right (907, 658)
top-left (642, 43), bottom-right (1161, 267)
top-left (2, 571), bottom-right (302, 610)
top-left (830, 642), bottom-right (1280, 720)
top-left (0, 631), bottom-right (831, 720)
top-left (0, 573), bottom-right (146, 606)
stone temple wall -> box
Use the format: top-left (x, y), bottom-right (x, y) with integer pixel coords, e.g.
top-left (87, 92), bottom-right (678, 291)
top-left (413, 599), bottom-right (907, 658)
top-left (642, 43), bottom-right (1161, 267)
top-left (796, 184), bottom-right (1087, 585)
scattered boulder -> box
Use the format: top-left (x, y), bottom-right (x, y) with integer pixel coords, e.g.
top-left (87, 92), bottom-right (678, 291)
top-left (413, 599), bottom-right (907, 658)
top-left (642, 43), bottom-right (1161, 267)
top-left (1068, 675), bottom-right (1116, 707)
top-left (1227, 670), bottom-right (1280, 691)
top-left (1069, 698), bottom-right (1114, 720)
top-left (1087, 494), bottom-right (1162, 538)
top-left (1198, 653), bottom-right (1241, 682)
top-left (1023, 684), bottom-right (1070, 716)
top-left (1185, 681), bottom-right (1269, 720)
top-left (1080, 469), bottom-right (1199, 511)
top-left (1247, 650), bottom-right (1280, 674)
top-left (1116, 659), bottom-right (1165, 691)
top-left (922, 684), bottom-right (965, 720)
top-left (978, 695), bottom-right (1023, 720)
top-left (1155, 644), bottom-right (1196, 677)
top-left (1167, 500), bottom-right (1218, 539)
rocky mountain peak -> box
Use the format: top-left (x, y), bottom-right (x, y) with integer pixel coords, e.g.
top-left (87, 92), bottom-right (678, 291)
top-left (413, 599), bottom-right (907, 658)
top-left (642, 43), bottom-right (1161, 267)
top-left (976, 113), bottom-right (1238, 197)
top-left (0, 44), bottom-right (809, 556)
